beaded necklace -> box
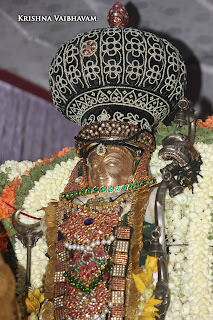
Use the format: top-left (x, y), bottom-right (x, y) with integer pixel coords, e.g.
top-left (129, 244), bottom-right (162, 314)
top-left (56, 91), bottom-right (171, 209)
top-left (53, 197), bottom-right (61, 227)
top-left (61, 178), bottom-right (157, 200)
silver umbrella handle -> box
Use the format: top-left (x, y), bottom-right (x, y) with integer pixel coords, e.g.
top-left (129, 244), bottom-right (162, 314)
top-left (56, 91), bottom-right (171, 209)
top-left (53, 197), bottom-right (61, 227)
top-left (12, 209), bottom-right (43, 295)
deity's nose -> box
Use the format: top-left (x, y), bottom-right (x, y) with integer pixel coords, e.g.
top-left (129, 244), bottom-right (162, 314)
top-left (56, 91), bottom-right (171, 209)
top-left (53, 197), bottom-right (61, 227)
top-left (96, 161), bottom-right (106, 176)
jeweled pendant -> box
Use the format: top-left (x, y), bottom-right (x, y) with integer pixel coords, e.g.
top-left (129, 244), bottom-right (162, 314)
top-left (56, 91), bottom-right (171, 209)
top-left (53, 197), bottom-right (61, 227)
top-left (96, 143), bottom-right (106, 156)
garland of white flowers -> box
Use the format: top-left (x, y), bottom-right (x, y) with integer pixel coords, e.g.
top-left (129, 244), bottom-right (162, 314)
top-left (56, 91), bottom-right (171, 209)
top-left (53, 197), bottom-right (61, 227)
top-left (0, 157), bottom-right (79, 312)
top-left (150, 143), bottom-right (213, 319)
top-left (0, 159), bottom-right (35, 180)
top-left (1, 144), bottom-right (213, 319)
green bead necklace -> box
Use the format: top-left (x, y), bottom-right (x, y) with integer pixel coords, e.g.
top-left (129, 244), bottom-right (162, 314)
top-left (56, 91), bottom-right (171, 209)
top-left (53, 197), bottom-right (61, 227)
top-left (61, 178), bottom-right (157, 200)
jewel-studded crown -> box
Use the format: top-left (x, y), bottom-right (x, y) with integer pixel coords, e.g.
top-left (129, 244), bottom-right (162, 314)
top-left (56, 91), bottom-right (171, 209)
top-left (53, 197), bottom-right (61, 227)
top-left (49, 4), bottom-right (186, 136)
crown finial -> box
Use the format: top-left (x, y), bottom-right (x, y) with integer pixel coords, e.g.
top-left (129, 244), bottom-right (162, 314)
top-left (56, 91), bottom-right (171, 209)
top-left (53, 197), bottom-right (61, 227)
top-left (107, 2), bottom-right (129, 27)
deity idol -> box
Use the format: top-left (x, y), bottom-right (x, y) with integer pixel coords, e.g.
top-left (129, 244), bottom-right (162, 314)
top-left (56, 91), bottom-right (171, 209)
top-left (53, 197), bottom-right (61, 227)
top-left (7, 2), bottom-right (209, 320)
top-left (38, 2), bottom-right (199, 320)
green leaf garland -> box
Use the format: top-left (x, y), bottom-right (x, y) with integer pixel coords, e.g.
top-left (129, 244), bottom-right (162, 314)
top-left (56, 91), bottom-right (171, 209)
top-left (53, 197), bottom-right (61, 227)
top-left (0, 168), bottom-right (11, 197)
top-left (155, 122), bottom-right (213, 146)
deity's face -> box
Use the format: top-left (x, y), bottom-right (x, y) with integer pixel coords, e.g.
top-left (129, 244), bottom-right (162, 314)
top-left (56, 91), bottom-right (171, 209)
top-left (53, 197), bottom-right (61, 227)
top-left (87, 146), bottom-right (134, 188)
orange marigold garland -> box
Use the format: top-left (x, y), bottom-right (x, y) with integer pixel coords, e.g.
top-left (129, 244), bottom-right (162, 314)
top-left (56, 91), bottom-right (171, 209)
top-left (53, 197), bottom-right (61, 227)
top-left (34, 147), bottom-right (73, 166)
top-left (0, 177), bottom-right (22, 221)
top-left (197, 116), bottom-right (213, 129)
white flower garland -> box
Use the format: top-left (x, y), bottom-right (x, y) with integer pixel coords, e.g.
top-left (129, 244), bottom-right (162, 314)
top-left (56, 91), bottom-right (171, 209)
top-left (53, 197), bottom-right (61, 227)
top-left (14, 157), bottom-right (79, 309)
top-left (151, 143), bottom-right (213, 319)
top-left (0, 159), bottom-right (34, 180)
top-left (1, 144), bottom-right (213, 319)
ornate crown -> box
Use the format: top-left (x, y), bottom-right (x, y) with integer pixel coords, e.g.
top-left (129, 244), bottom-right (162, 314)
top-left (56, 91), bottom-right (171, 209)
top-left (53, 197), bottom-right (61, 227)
top-left (49, 2), bottom-right (187, 155)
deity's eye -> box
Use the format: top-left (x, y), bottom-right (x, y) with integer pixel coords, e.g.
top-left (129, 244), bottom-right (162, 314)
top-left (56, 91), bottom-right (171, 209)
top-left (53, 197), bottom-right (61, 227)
top-left (106, 160), bottom-right (117, 166)
top-left (104, 157), bottom-right (120, 167)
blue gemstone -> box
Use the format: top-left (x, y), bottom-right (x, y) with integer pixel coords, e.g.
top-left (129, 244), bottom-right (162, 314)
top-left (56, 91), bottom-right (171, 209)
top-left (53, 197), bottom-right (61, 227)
top-left (84, 218), bottom-right (94, 225)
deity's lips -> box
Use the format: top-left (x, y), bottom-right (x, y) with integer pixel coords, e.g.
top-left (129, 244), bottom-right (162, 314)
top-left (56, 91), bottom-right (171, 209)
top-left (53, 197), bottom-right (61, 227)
top-left (90, 176), bottom-right (121, 188)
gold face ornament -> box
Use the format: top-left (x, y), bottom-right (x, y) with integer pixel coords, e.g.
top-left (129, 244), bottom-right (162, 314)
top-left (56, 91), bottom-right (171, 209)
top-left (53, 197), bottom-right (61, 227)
top-left (87, 145), bottom-right (135, 188)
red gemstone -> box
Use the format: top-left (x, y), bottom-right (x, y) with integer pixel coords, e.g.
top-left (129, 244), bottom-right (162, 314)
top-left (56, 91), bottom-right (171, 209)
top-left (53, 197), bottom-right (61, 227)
top-left (97, 249), bottom-right (104, 257)
top-left (83, 253), bottom-right (92, 261)
top-left (107, 1), bottom-right (129, 27)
